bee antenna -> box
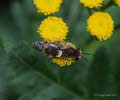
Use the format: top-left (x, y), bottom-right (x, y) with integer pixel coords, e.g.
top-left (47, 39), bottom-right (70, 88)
top-left (81, 56), bottom-right (88, 62)
top-left (82, 53), bottom-right (91, 55)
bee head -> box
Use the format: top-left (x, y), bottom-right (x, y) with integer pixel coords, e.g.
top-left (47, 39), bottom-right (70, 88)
top-left (74, 48), bottom-right (82, 60)
top-left (67, 48), bottom-right (75, 56)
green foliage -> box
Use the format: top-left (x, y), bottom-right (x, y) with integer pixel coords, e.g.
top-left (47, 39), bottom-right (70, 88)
top-left (0, 0), bottom-right (120, 100)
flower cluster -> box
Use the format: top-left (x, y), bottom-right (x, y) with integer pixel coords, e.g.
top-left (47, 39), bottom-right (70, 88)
top-left (79, 0), bottom-right (116, 40)
top-left (34, 0), bottom-right (76, 66)
top-left (33, 0), bottom-right (119, 66)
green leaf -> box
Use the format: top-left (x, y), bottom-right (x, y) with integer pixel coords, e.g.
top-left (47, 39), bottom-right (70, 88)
top-left (1, 0), bottom-right (120, 100)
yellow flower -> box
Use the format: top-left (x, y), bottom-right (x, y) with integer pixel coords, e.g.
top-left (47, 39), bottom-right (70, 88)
top-left (80, 0), bottom-right (104, 8)
top-left (52, 58), bottom-right (75, 67)
top-left (52, 42), bottom-right (76, 67)
top-left (38, 16), bottom-right (68, 42)
top-left (34, 0), bottom-right (62, 15)
top-left (87, 12), bottom-right (114, 40)
top-left (113, 0), bottom-right (120, 6)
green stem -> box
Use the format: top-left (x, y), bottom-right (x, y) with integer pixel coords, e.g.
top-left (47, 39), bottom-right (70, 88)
top-left (93, 8), bottom-right (99, 12)
top-left (87, 8), bottom-right (93, 15)
top-left (100, 0), bottom-right (113, 11)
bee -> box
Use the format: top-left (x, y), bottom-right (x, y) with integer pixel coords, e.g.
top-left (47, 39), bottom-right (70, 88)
top-left (32, 41), bottom-right (89, 61)
top-left (32, 41), bottom-right (63, 58)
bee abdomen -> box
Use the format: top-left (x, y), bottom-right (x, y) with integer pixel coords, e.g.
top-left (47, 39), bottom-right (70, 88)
top-left (32, 42), bottom-right (44, 52)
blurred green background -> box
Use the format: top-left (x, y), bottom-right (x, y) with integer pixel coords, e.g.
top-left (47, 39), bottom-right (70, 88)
top-left (0, 0), bottom-right (120, 99)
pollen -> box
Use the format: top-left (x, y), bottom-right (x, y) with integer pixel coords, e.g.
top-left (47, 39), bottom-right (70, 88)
top-left (113, 0), bottom-right (120, 6)
top-left (34, 0), bottom-right (62, 15)
top-left (52, 42), bottom-right (76, 67)
top-left (38, 16), bottom-right (68, 42)
top-left (87, 12), bottom-right (114, 40)
top-left (80, 0), bottom-right (104, 8)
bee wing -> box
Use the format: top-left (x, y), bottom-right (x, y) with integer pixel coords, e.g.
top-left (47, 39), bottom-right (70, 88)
top-left (57, 45), bottom-right (71, 50)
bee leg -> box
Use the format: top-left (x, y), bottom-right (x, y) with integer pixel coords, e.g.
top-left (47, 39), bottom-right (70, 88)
top-left (48, 56), bottom-right (59, 61)
top-left (48, 57), bottom-right (53, 61)
top-left (48, 57), bottom-right (56, 65)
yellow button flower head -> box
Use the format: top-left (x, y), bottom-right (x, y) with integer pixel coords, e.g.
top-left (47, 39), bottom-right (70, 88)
top-left (38, 16), bottom-right (68, 42)
top-left (52, 42), bottom-right (76, 67)
top-left (87, 12), bottom-right (114, 40)
top-left (34, 0), bottom-right (62, 15)
top-left (113, 0), bottom-right (120, 6)
top-left (52, 57), bottom-right (75, 67)
top-left (80, 0), bottom-right (104, 8)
